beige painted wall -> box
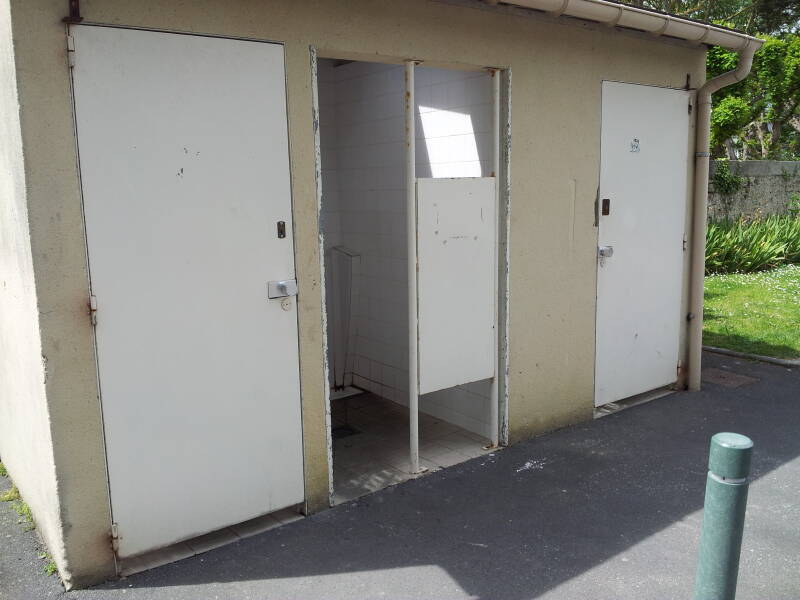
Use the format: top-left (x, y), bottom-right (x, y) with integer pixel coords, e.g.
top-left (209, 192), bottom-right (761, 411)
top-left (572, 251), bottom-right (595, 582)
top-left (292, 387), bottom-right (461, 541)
top-left (6, 0), bottom-right (705, 586)
top-left (3, 0), bottom-right (116, 590)
top-left (0, 0), bottom-right (74, 586)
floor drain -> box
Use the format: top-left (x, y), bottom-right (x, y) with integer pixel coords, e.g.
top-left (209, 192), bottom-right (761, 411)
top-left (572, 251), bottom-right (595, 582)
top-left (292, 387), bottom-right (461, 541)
top-left (332, 425), bottom-right (360, 439)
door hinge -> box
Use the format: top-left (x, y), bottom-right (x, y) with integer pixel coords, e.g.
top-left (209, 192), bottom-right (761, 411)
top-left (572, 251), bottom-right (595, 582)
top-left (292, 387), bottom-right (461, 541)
top-left (677, 359), bottom-right (683, 378)
top-left (110, 522), bottom-right (120, 553)
top-left (67, 34), bottom-right (76, 68)
top-left (683, 233), bottom-right (688, 251)
top-left (688, 99), bottom-right (693, 115)
top-left (88, 294), bottom-right (97, 326)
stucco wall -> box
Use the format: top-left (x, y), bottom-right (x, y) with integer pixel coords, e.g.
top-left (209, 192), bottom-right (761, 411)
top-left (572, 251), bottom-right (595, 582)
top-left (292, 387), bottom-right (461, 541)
top-left (7, 0), bottom-right (704, 585)
top-left (3, 0), bottom-right (117, 589)
top-left (708, 160), bottom-right (800, 220)
top-left (0, 0), bottom-right (68, 584)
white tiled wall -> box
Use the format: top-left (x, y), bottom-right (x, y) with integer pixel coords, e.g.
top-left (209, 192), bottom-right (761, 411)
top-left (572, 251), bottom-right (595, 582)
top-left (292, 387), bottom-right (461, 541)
top-left (318, 60), bottom-right (495, 439)
top-left (415, 66), bottom-right (494, 179)
top-left (318, 60), bottom-right (342, 252)
top-left (319, 60), bottom-right (348, 389)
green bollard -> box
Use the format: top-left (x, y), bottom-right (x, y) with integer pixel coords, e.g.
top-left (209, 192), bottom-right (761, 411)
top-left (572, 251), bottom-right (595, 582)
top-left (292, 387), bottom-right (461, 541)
top-left (693, 432), bottom-right (754, 600)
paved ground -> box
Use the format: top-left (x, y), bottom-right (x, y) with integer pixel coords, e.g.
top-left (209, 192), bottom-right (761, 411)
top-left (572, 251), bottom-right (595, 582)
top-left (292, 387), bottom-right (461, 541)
top-left (1, 352), bottom-right (798, 600)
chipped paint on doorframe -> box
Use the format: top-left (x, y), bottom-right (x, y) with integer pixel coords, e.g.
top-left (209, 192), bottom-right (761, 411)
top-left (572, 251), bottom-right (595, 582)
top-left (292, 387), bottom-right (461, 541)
top-left (498, 67), bottom-right (512, 446)
top-left (309, 45), bottom-right (335, 507)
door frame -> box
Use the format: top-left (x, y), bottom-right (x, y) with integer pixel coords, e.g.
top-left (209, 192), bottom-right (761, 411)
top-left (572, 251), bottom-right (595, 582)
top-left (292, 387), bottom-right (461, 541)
top-left (68, 23), bottom-right (307, 562)
top-left (310, 49), bottom-right (512, 503)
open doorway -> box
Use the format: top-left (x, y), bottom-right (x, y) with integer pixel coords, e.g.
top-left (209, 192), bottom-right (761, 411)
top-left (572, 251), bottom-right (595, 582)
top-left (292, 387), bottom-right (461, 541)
top-left (317, 58), bottom-right (499, 504)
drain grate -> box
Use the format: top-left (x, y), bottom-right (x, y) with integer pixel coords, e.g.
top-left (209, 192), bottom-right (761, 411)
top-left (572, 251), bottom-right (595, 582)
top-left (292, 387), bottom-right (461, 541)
top-left (701, 367), bottom-right (759, 388)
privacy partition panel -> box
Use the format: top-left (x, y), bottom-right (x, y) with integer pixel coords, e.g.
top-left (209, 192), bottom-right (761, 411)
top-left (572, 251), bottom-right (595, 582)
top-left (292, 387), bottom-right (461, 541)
top-left (416, 177), bottom-right (496, 395)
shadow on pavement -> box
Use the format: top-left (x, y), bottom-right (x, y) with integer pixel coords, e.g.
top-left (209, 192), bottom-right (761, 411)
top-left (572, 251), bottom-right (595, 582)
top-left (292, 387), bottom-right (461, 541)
top-left (5, 352), bottom-right (799, 600)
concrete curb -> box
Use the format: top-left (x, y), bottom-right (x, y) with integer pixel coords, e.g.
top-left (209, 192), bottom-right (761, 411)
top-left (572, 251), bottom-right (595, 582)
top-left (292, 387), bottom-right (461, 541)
top-left (703, 345), bottom-right (800, 367)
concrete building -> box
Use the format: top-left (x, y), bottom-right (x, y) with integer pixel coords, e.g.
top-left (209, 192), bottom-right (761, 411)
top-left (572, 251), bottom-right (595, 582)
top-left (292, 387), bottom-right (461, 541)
top-left (0, 0), bottom-right (760, 589)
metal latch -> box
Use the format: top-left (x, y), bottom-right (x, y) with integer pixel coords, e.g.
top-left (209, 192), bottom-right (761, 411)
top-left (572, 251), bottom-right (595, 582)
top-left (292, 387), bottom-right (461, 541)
top-left (598, 245), bottom-right (614, 267)
top-left (267, 279), bottom-right (298, 299)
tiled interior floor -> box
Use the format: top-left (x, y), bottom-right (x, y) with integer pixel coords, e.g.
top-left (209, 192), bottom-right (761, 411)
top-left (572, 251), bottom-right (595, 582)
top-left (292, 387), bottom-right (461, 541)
top-left (332, 392), bottom-right (494, 504)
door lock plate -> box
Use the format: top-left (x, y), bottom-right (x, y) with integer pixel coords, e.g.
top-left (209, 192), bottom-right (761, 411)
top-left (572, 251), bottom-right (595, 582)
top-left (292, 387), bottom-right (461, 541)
top-left (598, 245), bottom-right (614, 267)
top-left (268, 279), bottom-right (298, 299)
top-left (598, 245), bottom-right (614, 258)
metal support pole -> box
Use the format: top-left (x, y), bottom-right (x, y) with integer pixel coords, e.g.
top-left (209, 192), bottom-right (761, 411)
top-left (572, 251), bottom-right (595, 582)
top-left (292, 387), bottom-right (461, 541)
top-left (488, 68), bottom-right (501, 448)
top-left (694, 432), bottom-right (753, 600)
top-left (405, 60), bottom-right (421, 475)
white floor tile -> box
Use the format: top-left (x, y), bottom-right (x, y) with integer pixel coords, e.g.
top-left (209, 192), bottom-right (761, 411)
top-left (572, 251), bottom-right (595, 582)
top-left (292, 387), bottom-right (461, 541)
top-left (331, 391), bottom-right (492, 503)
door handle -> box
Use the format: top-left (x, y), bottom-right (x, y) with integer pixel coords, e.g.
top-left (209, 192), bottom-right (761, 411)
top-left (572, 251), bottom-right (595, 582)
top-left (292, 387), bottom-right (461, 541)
top-left (598, 246), bottom-right (614, 267)
top-left (598, 246), bottom-right (614, 258)
top-left (267, 279), bottom-right (298, 299)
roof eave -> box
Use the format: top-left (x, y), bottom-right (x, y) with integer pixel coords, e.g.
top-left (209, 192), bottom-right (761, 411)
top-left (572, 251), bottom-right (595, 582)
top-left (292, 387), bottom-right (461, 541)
top-left (501, 0), bottom-right (762, 50)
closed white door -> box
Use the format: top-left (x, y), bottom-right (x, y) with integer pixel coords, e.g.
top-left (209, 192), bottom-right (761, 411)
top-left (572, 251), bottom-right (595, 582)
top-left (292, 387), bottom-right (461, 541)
top-left (71, 26), bottom-right (304, 557)
top-left (595, 82), bottom-right (690, 407)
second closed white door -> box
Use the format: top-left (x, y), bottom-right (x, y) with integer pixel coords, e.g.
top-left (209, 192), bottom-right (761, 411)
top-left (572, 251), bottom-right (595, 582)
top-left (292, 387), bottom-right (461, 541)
top-left (595, 81), bottom-right (690, 407)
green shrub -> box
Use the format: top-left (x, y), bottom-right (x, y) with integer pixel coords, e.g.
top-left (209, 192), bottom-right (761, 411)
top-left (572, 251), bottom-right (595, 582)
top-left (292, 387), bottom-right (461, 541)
top-left (789, 194), bottom-right (800, 217)
top-left (712, 159), bottom-right (744, 197)
top-left (706, 215), bottom-right (800, 274)
top-left (13, 500), bottom-right (35, 531)
top-left (0, 485), bottom-right (20, 502)
top-left (44, 560), bottom-right (58, 576)
top-left (776, 216), bottom-right (800, 263)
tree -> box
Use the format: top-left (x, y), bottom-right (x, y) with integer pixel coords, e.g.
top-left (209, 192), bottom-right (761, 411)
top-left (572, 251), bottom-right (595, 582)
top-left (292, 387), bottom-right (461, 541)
top-left (618, 0), bottom-right (800, 158)
top-left (620, 0), bottom-right (799, 34)
top-left (749, 0), bottom-right (800, 35)
top-left (708, 35), bottom-right (800, 159)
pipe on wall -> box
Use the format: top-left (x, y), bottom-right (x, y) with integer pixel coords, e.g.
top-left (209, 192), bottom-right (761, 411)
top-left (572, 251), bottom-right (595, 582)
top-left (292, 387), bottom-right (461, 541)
top-left (687, 39), bottom-right (760, 391)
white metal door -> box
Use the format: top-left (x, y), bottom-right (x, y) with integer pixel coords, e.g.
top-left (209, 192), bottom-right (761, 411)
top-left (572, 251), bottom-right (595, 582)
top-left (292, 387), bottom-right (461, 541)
top-left (71, 26), bottom-right (304, 557)
top-left (595, 82), bottom-right (690, 407)
top-left (417, 178), bottom-right (496, 395)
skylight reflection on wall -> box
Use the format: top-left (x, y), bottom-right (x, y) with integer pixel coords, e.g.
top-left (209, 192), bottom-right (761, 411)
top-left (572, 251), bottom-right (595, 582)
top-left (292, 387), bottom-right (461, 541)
top-left (418, 106), bottom-right (482, 178)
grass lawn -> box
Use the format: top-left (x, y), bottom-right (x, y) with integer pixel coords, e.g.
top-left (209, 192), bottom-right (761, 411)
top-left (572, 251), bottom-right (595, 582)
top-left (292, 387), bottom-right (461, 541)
top-left (703, 264), bottom-right (800, 359)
